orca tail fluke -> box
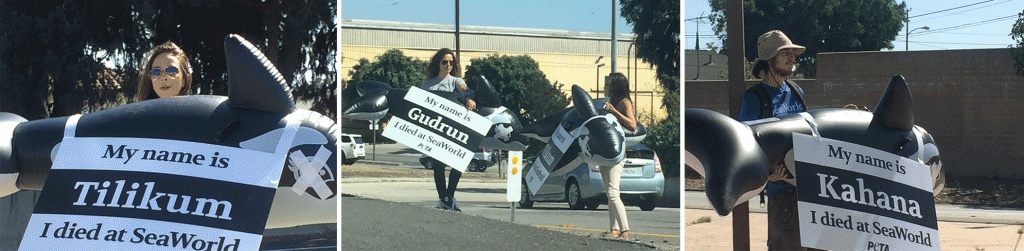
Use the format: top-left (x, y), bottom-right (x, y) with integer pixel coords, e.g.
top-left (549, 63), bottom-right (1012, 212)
top-left (685, 108), bottom-right (768, 216)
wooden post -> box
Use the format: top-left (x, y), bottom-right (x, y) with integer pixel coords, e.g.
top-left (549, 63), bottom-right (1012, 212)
top-left (0, 191), bottom-right (40, 249)
top-left (726, 0), bottom-right (750, 250)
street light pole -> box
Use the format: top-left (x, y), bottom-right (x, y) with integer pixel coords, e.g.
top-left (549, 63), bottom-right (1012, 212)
top-left (906, 26), bottom-right (929, 51)
top-left (596, 63), bottom-right (606, 98)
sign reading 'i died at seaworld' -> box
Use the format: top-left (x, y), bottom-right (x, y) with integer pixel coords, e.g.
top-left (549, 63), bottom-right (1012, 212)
top-left (381, 87), bottom-right (490, 172)
top-left (19, 137), bottom-right (288, 251)
top-left (794, 133), bottom-right (939, 251)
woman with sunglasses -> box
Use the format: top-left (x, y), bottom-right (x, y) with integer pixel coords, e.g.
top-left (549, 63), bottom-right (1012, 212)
top-left (134, 41), bottom-right (193, 102)
top-left (421, 48), bottom-right (475, 211)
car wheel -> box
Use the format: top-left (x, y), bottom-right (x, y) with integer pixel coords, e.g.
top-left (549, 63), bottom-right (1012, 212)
top-left (422, 159), bottom-right (433, 169)
top-left (468, 161), bottom-right (481, 172)
top-left (639, 197), bottom-right (657, 211)
top-left (519, 180), bottom-right (533, 208)
top-left (567, 179), bottom-right (585, 210)
top-left (341, 152), bottom-right (348, 165)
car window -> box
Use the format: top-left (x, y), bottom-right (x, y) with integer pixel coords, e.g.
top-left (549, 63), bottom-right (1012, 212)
top-left (341, 136), bottom-right (351, 143)
top-left (626, 149), bottom-right (654, 160)
top-left (353, 136), bottom-right (363, 144)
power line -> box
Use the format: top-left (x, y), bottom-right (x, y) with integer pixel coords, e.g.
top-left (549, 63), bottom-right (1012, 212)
top-left (908, 0), bottom-right (999, 19)
top-left (909, 41), bottom-right (947, 50)
top-left (913, 0), bottom-right (1014, 23)
top-left (897, 40), bottom-right (1010, 46)
top-left (910, 15), bottom-right (1016, 37)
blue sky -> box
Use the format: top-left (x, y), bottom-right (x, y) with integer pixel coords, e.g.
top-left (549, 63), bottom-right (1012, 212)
top-left (685, 0), bottom-right (1024, 52)
top-left (342, 0), bottom-right (634, 34)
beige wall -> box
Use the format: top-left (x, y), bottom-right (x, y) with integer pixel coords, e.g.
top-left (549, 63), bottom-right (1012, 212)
top-left (686, 48), bottom-right (1024, 178)
top-left (341, 20), bottom-right (666, 122)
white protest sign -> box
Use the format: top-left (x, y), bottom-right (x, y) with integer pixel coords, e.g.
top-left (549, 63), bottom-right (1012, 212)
top-left (20, 137), bottom-right (286, 251)
top-left (381, 87), bottom-right (491, 172)
top-left (506, 151), bottom-right (523, 202)
top-left (524, 125), bottom-right (573, 195)
top-left (794, 133), bottom-right (939, 251)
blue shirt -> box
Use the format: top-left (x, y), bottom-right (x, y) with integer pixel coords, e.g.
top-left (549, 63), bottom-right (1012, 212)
top-left (738, 82), bottom-right (805, 122)
top-left (738, 82), bottom-right (806, 196)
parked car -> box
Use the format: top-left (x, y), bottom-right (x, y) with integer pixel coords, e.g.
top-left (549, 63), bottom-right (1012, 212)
top-left (519, 144), bottom-right (664, 211)
top-left (419, 148), bottom-right (498, 172)
top-left (341, 133), bottom-right (365, 165)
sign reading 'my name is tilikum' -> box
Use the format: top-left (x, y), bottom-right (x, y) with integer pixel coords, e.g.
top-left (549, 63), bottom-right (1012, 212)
top-left (382, 87), bottom-right (490, 172)
top-left (20, 137), bottom-right (286, 251)
top-left (794, 133), bottom-right (939, 251)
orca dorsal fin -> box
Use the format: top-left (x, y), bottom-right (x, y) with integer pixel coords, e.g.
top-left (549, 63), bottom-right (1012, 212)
top-left (224, 34), bottom-right (294, 114)
top-left (470, 76), bottom-right (502, 108)
top-left (571, 85), bottom-right (599, 117)
top-left (871, 75), bottom-right (914, 130)
top-left (356, 80), bottom-right (391, 97)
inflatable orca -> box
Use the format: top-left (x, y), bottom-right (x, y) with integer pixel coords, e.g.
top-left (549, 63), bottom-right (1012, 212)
top-left (685, 75), bottom-right (944, 216)
top-left (342, 76), bottom-right (528, 151)
top-left (0, 35), bottom-right (338, 228)
top-left (517, 85), bottom-right (647, 175)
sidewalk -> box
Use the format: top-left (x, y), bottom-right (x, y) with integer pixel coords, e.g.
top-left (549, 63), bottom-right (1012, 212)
top-left (685, 191), bottom-right (1024, 250)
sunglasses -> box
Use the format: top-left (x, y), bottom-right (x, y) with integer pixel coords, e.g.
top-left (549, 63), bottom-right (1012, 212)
top-left (441, 60), bottom-right (454, 66)
top-left (149, 66), bottom-right (180, 77)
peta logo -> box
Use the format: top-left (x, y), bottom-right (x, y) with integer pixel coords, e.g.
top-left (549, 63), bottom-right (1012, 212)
top-left (867, 241), bottom-right (889, 251)
top-left (287, 145), bottom-right (335, 200)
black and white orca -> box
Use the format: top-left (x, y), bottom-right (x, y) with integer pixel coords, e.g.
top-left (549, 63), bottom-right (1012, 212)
top-left (0, 34), bottom-right (338, 228)
top-left (342, 76), bottom-right (529, 151)
top-left (517, 85), bottom-right (647, 175)
top-left (685, 75), bottom-right (944, 216)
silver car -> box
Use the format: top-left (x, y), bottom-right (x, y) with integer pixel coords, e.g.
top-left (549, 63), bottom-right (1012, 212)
top-left (520, 144), bottom-right (664, 211)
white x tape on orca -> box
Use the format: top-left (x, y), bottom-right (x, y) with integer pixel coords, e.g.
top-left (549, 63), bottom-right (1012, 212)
top-left (288, 145), bottom-right (333, 199)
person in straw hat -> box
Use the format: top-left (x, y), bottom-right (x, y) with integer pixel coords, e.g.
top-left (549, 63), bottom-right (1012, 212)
top-left (737, 30), bottom-right (823, 251)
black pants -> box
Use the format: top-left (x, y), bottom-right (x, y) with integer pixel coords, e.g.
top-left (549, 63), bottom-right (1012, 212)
top-left (431, 158), bottom-right (462, 200)
top-left (767, 187), bottom-right (824, 251)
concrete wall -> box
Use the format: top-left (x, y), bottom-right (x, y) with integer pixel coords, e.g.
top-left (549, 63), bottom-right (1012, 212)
top-left (686, 48), bottom-right (1023, 178)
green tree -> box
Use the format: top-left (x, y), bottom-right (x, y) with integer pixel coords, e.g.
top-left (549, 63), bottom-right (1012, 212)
top-left (709, 0), bottom-right (907, 77)
top-left (0, 0), bottom-right (336, 119)
top-left (341, 49), bottom-right (429, 109)
top-left (1011, 9), bottom-right (1024, 79)
top-left (619, 0), bottom-right (680, 112)
top-left (463, 54), bottom-right (569, 125)
top-left (620, 0), bottom-right (681, 178)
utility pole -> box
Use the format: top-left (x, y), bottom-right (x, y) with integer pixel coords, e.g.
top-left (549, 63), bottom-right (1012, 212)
top-left (726, 0), bottom-right (750, 250)
top-left (455, 0), bottom-right (460, 59)
top-left (610, 0), bottom-right (617, 73)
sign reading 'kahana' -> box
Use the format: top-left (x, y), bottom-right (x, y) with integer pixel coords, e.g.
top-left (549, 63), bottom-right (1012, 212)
top-left (794, 133), bottom-right (938, 251)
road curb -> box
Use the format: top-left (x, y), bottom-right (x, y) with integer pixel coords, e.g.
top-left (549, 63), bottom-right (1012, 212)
top-left (352, 160), bottom-right (403, 166)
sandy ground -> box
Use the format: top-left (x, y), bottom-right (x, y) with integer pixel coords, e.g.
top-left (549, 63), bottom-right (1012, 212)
top-left (685, 209), bottom-right (1024, 251)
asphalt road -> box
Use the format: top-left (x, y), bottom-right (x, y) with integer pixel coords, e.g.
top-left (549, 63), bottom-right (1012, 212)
top-left (341, 195), bottom-right (656, 250)
top-left (357, 142), bottom-right (515, 176)
top-left (343, 180), bottom-right (680, 249)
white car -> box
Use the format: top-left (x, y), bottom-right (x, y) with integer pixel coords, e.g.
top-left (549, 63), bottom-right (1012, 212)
top-left (520, 144), bottom-right (664, 211)
top-left (341, 133), bottom-right (365, 165)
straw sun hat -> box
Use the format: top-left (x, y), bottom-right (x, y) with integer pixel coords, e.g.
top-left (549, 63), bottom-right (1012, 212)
top-left (757, 30), bottom-right (805, 62)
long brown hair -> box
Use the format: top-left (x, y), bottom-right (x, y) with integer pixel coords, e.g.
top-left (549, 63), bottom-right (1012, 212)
top-left (605, 72), bottom-right (631, 105)
top-left (426, 48), bottom-right (461, 78)
top-left (135, 41), bottom-right (193, 102)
